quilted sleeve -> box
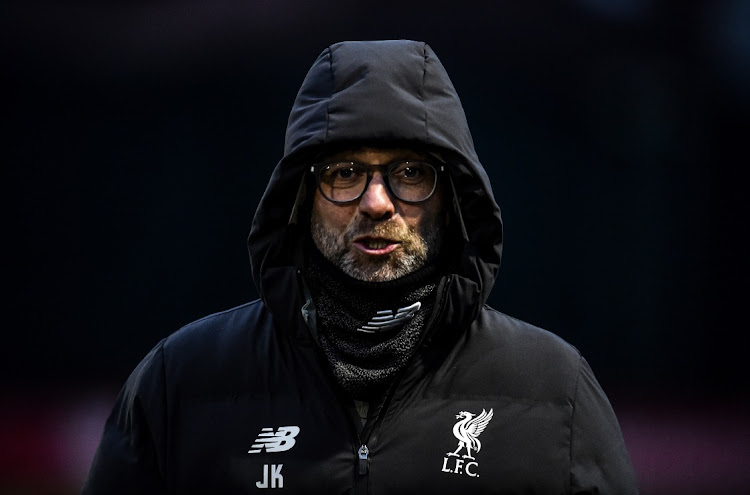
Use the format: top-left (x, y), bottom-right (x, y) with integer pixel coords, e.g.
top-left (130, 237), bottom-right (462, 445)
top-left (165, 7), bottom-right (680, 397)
top-left (569, 356), bottom-right (639, 494)
top-left (81, 340), bottom-right (168, 495)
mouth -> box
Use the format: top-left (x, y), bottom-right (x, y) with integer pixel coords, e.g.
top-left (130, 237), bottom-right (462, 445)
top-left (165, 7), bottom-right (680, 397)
top-left (352, 236), bottom-right (401, 256)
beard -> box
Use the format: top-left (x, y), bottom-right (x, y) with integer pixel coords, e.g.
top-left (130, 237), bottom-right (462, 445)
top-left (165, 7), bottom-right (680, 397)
top-left (310, 212), bottom-right (444, 282)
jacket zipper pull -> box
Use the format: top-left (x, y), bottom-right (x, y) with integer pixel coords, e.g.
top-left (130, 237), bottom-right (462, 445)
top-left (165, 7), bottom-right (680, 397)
top-left (357, 444), bottom-right (369, 475)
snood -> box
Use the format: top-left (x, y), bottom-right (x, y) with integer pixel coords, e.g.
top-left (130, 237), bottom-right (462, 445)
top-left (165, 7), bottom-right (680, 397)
top-left (304, 248), bottom-right (440, 399)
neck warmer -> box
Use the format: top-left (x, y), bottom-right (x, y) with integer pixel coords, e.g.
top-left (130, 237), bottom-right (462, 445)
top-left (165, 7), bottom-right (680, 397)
top-left (304, 249), bottom-right (440, 400)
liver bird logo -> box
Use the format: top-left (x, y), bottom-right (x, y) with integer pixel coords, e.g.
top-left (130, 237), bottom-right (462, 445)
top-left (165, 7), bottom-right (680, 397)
top-left (446, 408), bottom-right (494, 459)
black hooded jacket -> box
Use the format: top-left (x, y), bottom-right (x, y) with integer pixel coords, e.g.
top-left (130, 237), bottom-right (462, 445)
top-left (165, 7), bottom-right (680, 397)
top-left (83, 40), bottom-right (637, 494)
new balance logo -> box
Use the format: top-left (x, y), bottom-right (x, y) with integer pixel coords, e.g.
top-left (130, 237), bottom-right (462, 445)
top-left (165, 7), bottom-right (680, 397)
top-left (248, 426), bottom-right (300, 454)
top-left (357, 301), bottom-right (421, 333)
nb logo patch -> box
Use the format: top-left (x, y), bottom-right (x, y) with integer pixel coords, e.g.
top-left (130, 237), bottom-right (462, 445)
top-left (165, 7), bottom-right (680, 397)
top-left (357, 301), bottom-right (421, 333)
top-left (248, 426), bottom-right (300, 454)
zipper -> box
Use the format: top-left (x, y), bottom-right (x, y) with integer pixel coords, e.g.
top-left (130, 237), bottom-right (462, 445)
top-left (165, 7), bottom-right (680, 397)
top-left (357, 444), bottom-right (369, 475)
top-left (298, 269), bottom-right (452, 491)
top-left (356, 275), bottom-right (452, 466)
top-left (355, 276), bottom-right (452, 493)
top-left (299, 269), bottom-right (373, 484)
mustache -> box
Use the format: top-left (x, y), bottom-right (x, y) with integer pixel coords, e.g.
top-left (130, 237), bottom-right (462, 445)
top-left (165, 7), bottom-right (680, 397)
top-left (344, 219), bottom-right (416, 243)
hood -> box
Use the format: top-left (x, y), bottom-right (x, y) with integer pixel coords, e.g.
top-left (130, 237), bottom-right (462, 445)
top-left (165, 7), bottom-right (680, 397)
top-left (248, 40), bottom-right (503, 337)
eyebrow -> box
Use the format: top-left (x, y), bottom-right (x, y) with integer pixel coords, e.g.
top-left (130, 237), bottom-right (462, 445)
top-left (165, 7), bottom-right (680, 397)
top-left (321, 155), bottom-right (429, 163)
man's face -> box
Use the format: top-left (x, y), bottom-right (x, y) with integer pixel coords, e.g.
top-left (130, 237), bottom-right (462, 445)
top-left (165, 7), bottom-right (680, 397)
top-left (310, 147), bottom-right (445, 282)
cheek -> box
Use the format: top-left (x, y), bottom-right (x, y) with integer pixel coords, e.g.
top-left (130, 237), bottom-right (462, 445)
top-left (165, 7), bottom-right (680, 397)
top-left (401, 194), bottom-right (444, 230)
top-left (312, 194), bottom-right (353, 233)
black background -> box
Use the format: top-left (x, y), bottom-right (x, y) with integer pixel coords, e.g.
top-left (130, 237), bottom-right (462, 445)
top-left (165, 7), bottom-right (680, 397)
top-left (3, 1), bottom-right (749, 493)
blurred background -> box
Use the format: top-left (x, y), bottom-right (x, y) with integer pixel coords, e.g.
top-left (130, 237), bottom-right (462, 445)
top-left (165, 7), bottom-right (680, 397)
top-left (2, 0), bottom-right (749, 493)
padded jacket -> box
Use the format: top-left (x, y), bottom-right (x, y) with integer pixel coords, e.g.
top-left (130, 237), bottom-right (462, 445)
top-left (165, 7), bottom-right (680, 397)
top-left (82, 40), bottom-right (638, 494)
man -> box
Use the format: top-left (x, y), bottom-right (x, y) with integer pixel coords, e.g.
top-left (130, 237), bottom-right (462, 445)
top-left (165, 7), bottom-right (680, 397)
top-left (83, 40), bottom-right (637, 494)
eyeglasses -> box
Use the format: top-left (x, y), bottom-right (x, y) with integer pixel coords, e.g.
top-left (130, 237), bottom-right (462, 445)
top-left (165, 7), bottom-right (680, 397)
top-left (311, 161), bottom-right (441, 204)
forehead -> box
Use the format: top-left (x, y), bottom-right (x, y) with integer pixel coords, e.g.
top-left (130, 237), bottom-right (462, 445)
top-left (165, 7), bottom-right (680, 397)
top-left (319, 146), bottom-right (429, 164)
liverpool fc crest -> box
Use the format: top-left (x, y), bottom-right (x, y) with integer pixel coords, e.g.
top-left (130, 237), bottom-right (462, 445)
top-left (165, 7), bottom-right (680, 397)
top-left (447, 408), bottom-right (493, 459)
top-left (441, 408), bottom-right (494, 477)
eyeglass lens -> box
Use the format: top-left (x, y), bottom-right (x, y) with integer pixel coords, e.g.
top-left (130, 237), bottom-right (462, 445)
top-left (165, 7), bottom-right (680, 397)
top-left (318, 161), bottom-right (437, 203)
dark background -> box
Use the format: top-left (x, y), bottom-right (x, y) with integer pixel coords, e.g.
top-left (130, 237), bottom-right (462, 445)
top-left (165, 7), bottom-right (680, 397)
top-left (3, 1), bottom-right (749, 493)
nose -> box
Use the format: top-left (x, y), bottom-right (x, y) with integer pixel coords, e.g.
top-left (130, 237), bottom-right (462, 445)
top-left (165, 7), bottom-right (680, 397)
top-left (358, 172), bottom-right (395, 220)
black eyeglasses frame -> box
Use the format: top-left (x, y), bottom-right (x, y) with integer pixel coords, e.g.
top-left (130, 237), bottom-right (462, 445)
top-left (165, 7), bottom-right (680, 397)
top-left (309, 160), bottom-right (444, 204)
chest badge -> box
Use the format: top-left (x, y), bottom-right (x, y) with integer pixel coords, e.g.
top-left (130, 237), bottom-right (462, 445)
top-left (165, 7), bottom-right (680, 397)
top-left (248, 426), bottom-right (301, 489)
top-left (356, 301), bottom-right (421, 333)
top-left (442, 408), bottom-right (493, 477)
top-left (248, 426), bottom-right (300, 454)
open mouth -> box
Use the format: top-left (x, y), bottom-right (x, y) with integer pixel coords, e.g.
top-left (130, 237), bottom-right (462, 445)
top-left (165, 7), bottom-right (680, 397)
top-left (353, 237), bottom-right (400, 255)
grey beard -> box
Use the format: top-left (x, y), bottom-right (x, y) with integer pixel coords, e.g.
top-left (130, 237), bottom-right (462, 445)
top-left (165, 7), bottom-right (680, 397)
top-left (310, 214), bottom-right (444, 282)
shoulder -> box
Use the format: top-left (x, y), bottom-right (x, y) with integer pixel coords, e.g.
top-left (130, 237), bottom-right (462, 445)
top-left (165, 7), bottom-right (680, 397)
top-left (475, 306), bottom-right (582, 363)
top-left (159, 300), bottom-right (277, 384)
top-left (437, 306), bottom-right (584, 402)
top-left (164, 299), bottom-right (270, 352)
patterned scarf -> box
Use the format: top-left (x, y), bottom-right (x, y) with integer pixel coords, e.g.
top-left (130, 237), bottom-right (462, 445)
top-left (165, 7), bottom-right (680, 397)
top-left (304, 250), bottom-right (440, 399)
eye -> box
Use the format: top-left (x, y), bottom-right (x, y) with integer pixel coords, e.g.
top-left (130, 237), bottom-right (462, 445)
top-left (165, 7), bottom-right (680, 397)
top-left (320, 162), bottom-right (366, 186)
top-left (391, 162), bottom-right (431, 183)
top-left (335, 168), bottom-right (355, 179)
top-left (402, 167), bottom-right (422, 179)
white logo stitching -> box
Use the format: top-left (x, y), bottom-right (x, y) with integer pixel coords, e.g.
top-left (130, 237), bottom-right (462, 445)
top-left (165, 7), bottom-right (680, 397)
top-left (448, 408), bottom-right (493, 458)
top-left (357, 301), bottom-right (421, 333)
top-left (442, 409), bottom-right (493, 477)
top-left (248, 426), bottom-right (300, 454)
top-left (256, 464), bottom-right (284, 489)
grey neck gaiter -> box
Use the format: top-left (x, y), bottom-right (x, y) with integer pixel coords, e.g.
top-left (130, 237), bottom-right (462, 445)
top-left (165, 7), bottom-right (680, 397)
top-left (304, 250), bottom-right (440, 400)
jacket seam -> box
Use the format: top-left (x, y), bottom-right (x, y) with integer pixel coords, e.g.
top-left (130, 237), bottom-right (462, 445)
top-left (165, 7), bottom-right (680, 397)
top-left (569, 352), bottom-right (584, 494)
top-left (421, 43), bottom-right (428, 140)
top-left (159, 340), bottom-right (170, 495)
top-left (325, 46), bottom-right (333, 143)
top-left (174, 300), bottom-right (261, 330)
